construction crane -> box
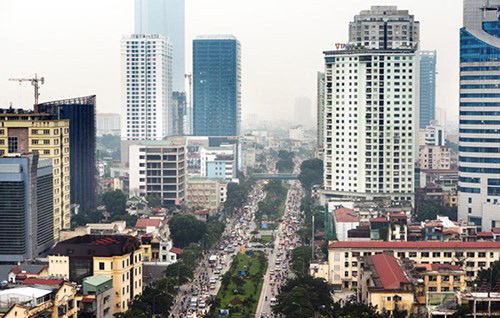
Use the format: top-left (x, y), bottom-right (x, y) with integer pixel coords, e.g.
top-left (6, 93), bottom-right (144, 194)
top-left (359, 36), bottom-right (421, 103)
top-left (8, 73), bottom-right (45, 111)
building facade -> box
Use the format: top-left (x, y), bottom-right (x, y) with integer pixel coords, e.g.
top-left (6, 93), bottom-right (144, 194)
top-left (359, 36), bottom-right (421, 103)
top-left (420, 120), bottom-right (446, 146)
top-left (200, 145), bottom-right (236, 182)
top-left (458, 0), bottom-right (500, 231)
top-left (317, 72), bottom-right (326, 148)
top-left (97, 113), bottom-right (121, 137)
top-left (419, 51), bottom-right (437, 128)
top-left (0, 110), bottom-right (70, 241)
top-left (186, 177), bottom-right (222, 213)
top-left (38, 95), bottom-right (97, 213)
top-left (80, 275), bottom-right (114, 318)
top-left (419, 146), bottom-right (451, 170)
top-left (0, 154), bottom-right (54, 262)
top-left (129, 140), bottom-right (186, 206)
top-left (193, 35), bottom-right (241, 136)
top-left (135, 0), bottom-right (185, 93)
top-left (121, 34), bottom-right (173, 140)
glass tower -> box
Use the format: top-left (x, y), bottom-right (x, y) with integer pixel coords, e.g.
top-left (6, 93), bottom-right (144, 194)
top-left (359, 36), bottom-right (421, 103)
top-left (193, 35), bottom-right (241, 137)
top-left (458, 0), bottom-right (500, 231)
top-left (419, 51), bottom-right (437, 128)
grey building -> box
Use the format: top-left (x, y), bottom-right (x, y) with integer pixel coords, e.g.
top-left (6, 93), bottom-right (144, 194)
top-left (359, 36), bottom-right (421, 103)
top-left (80, 275), bottom-right (114, 318)
top-left (419, 51), bottom-right (437, 129)
top-left (135, 0), bottom-right (185, 93)
top-left (294, 97), bottom-right (313, 129)
top-left (317, 72), bottom-right (326, 148)
top-left (0, 154), bottom-right (54, 262)
top-left (349, 6), bottom-right (420, 50)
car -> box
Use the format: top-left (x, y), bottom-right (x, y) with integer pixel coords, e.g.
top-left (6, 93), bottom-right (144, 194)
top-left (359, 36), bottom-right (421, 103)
top-left (216, 265), bottom-right (223, 271)
top-left (214, 269), bottom-right (221, 275)
top-left (199, 301), bottom-right (206, 308)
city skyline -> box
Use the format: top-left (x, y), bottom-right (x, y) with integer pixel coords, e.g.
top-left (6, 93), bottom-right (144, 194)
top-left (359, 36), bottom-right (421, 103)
top-left (0, 0), bottom-right (461, 129)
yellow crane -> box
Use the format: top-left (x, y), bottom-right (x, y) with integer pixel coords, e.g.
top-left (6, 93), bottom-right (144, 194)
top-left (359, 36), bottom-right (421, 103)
top-left (8, 73), bottom-right (45, 111)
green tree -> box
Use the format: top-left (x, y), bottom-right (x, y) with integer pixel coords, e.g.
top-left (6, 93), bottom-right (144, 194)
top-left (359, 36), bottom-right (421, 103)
top-left (291, 246), bottom-right (312, 276)
top-left (145, 194), bottom-right (162, 208)
top-left (163, 263), bottom-right (193, 285)
top-left (102, 190), bottom-right (126, 216)
top-left (475, 260), bottom-right (500, 291)
top-left (168, 214), bottom-right (207, 247)
top-left (298, 158), bottom-right (323, 191)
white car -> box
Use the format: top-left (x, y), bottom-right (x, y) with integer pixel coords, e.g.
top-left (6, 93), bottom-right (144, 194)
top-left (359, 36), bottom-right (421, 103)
top-left (199, 301), bottom-right (206, 308)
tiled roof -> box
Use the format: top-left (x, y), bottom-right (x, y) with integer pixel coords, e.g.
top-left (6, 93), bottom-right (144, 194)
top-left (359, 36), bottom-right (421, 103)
top-left (170, 247), bottom-right (183, 255)
top-left (417, 264), bottom-right (463, 271)
top-left (136, 218), bottom-right (161, 228)
top-left (477, 232), bottom-right (493, 237)
top-left (335, 207), bottom-right (358, 223)
top-left (389, 213), bottom-right (407, 219)
top-left (370, 254), bottom-right (409, 289)
top-left (371, 218), bottom-right (389, 223)
top-left (10, 265), bottom-right (46, 275)
top-left (329, 241), bottom-right (500, 249)
top-left (22, 278), bottom-right (64, 286)
top-left (492, 228), bottom-right (500, 234)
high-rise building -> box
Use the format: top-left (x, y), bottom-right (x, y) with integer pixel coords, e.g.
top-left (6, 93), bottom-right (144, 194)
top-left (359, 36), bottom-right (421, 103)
top-left (97, 113), bottom-right (121, 136)
top-left (38, 96), bottom-right (97, 213)
top-left (294, 97), bottom-right (313, 128)
top-left (317, 72), bottom-right (326, 148)
top-left (172, 91), bottom-right (186, 135)
top-left (349, 6), bottom-right (420, 50)
top-left (193, 35), bottom-right (241, 137)
top-left (0, 109), bottom-right (70, 241)
top-left (129, 140), bottom-right (186, 206)
top-left (121, 34), bottom-right (173, 141)
top-left (322, 6), bottom-right (419, 205)
top-left (419, 120), bottom-right (446, 147)
top-left (419, 51), bottom-right (437, 129)
top-left (135, 0), bottom-right (185, 93)
top-left (0, 154), bottom-right (54, 262)
top-left (458, 0), bottom-right (500, 231)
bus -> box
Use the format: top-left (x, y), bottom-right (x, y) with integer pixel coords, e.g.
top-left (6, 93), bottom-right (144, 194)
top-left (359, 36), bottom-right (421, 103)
top-left (209, 255), bottom-right (218, 267)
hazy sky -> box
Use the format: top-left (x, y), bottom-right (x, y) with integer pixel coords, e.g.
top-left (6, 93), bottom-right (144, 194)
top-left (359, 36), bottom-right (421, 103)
top-left (0, 0), bottom-right (461, 126)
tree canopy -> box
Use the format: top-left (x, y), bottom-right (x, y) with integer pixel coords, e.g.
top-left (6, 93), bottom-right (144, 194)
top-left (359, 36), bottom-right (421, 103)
top-left (298, 158), bottom-right (323, 191)
top-left (102, 190), bottom-right (127, 215)
top-left (168, 214), bottom-right (207, 248)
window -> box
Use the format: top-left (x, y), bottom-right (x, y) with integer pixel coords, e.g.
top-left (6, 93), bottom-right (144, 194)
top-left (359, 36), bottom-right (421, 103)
top-left (442, 276), bottom-right (450, 281)
top-left (409, 252), bottom-right (417, 258)
top-left (8, 137), bottom-right (18, 153)
top-left (421, 252), bottom-right (430, 257)
top-left (467, 252), bottom-right (475, 258)
top-left (99, 262), bottom-right (105, 270)
top-left (433, 252), bottom-right (441, 257)
top-left (429, 276), bottom-right (437, 281)
top-left (478, 252), bottom-right (486, 258)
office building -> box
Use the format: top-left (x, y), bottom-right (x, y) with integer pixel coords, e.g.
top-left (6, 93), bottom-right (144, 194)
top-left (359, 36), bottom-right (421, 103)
top-left (172, 91), bottom-right (186, 135)
top-left (458, 0), bottom-right (500, 231)
top-left (349, 6), bottom-right (420, 49)
top-left (135, 0), bottom-right (185, 93)
top-left (193, 35), bottom-right (241, 136)
top-left (317, 72), bottom-right (326, 148)
top-left (0, 154), bottom-right (54, 262)
top-left (294, 97), bottom-right (313, 129)
top-left (129, 140), bottom-right (186, 206)
top-left (187, 177), bottom-right (223, 213)
top-left (97, 113), bottom-right (121, 136)
top-left (49, 235), bottom-right (144, 314)
top-left (121, 34), bottom-right (173, 141)
top-left (38, 96), bottom-right (97, 213)
top-left (200, 145), bottom-right (236, 182)
top-left (0, 109), bottom-right (70, 241)
top-left (419, 51), bottom-right (437, 128)
top-left (322, 6), bottom-right (419, 205)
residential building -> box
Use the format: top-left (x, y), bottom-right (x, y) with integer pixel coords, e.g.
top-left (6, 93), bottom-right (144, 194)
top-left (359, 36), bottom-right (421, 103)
top-left (200, 146), bottom-right (236, 182)
top-left (317, 72), bottom-right (326, 148)
top-left (322, 6), bottom-right (419, 206)
top-left (187, 177), bottom-right (222, 213)
top-left (0, 283), bottom-right (77, 318)
top-left (0, 154), bottom-right (53, 262)
top-left (417, 263), bottom-right (466, 293)
top-left (0, 110), bottom-right (70, 241)
top-left (129, 140), bottom-right (186, 206)
top-left (313, 241), bottom-right (500, 290)
top-left (333, 207), bottom-right (360, 241)
top-left (48, 235), bottom-right (144, 314)
top-left (193, 35), bottom-right (241, 136)
top-left (419, 146), bottom-right (451, 169)
top-left (97, 113), bottom-right (121, 136)
top-left (38, 95), bottom-right (97, 213)
top-left (357, 254), bottom-right (416, 315)
top-left (294, 97), bottom-right (313, 129)
top-left (135, 0), bottom-right (185, 93)
top-left (348, 6), bottom-right (420, 50)
top-left (458, 0), bottom-right (500, 231)
top-left (121, 34), bottom-right (173, 141)
top-left (79, 275), bottom-right (114, 318)
top-left (419, 51), bottom-right (437, 129)
top-left (419, 120), bottom-right (446, 146)
top-left (288, 125), bottom-right (304, 141)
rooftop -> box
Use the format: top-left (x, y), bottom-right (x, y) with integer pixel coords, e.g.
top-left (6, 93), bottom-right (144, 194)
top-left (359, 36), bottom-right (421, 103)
top-left (50, 235), bottom-right (141, 257)
top-left (10, 265), bottom-right (46, 275)
top-left (196, 34), bottom-right (237, 40)
top-left (0, 287), bottom-right (51, 299)
top-left (22, 278), bottom-right (64, 286)
top-left (136, 218), bottom-right (161, 228)
top-left (329, 241), bottom-right (500, 249)
top-left (368, 254), bottom-right (409, 290)
top-left (83, 275), bottom-right (113, 286)
top-left (417, 264), bottom-right (463, 272)
top-left (334, 207), bottom-right (358, 223)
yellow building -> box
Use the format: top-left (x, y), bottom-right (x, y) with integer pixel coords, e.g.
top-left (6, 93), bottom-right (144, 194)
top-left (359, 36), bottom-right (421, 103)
top-left (0, 111), bottom-right (70, 241)
top-left (417, 264), bottom-right (466, 293)
top-left (0, 282), bottom-right (77, 318)
top-left (48, 235), bottom-right (144, 314)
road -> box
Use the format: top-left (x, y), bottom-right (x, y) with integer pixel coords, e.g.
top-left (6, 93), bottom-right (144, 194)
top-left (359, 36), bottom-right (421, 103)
top-left (256, 177), bottom-right (305, 318)
top-left (169, 180), bottom-right (267, 318)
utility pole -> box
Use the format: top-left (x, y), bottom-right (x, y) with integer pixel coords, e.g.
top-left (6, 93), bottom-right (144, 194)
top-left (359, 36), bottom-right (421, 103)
top-left (8, 74), bottom-right (45, 112)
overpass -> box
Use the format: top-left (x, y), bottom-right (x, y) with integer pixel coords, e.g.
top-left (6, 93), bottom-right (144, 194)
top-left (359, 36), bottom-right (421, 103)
top-left (251, 173), bottom-right (299, 180)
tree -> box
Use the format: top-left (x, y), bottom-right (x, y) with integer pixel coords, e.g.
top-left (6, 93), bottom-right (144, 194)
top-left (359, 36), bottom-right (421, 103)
top-left (475, 260), bottom-right (500, 291)
top-left (145, 194), bottom-right (162, 208)
top-left (102, 190), bottom-right (126, 216)
top-left (168, 214), bottom-right (207, 247)
top-left (298, 158), bottom-right (323, 191)
top-left (291, 246), bottom-right (312, 276)
top-left (163, 263), bottom-right (194, 285)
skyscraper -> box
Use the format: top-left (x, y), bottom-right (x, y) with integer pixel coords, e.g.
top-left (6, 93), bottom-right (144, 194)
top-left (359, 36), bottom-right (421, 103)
top-left (458, 0), bottom-right (500, 231)
top-left (193, 35), bottom-right (241, 137)
top-left (38, 95), bottom-right (97, 213)
top-left (121, 34), bottom-right (173, 140)
top-left (294, 97), bottom-right (313, 129)
top-left (317, 72), bottom-right (326, 148)
top-left (322, 6), bottom-right (419, 205)
top-left (135, 0), bottom-right (185, 93)
top-left (0, 154), bottom-right (54, 262)
top-left (419, 51), bottom-right (437, 129)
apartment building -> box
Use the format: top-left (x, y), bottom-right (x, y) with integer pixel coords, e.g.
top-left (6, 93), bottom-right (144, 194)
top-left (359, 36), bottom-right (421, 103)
top-left (0, 110), bottom-right (70, 241)
top-left (79, 275), bottom-right (114, 318)
top-left (187, 177), bottom-right (222, 213)
top-left (419, 146), bottom-right (451, 170)
top-left (48, 235), bottom-right (144, 314)
top-left (313, 241), bottom-right (500, 290)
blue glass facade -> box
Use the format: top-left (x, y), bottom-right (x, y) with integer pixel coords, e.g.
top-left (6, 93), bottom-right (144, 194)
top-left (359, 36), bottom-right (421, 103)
top-left (419, 51), bottom-right (437, 128)
top-left (193, 37), bottom-right (241, 136)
